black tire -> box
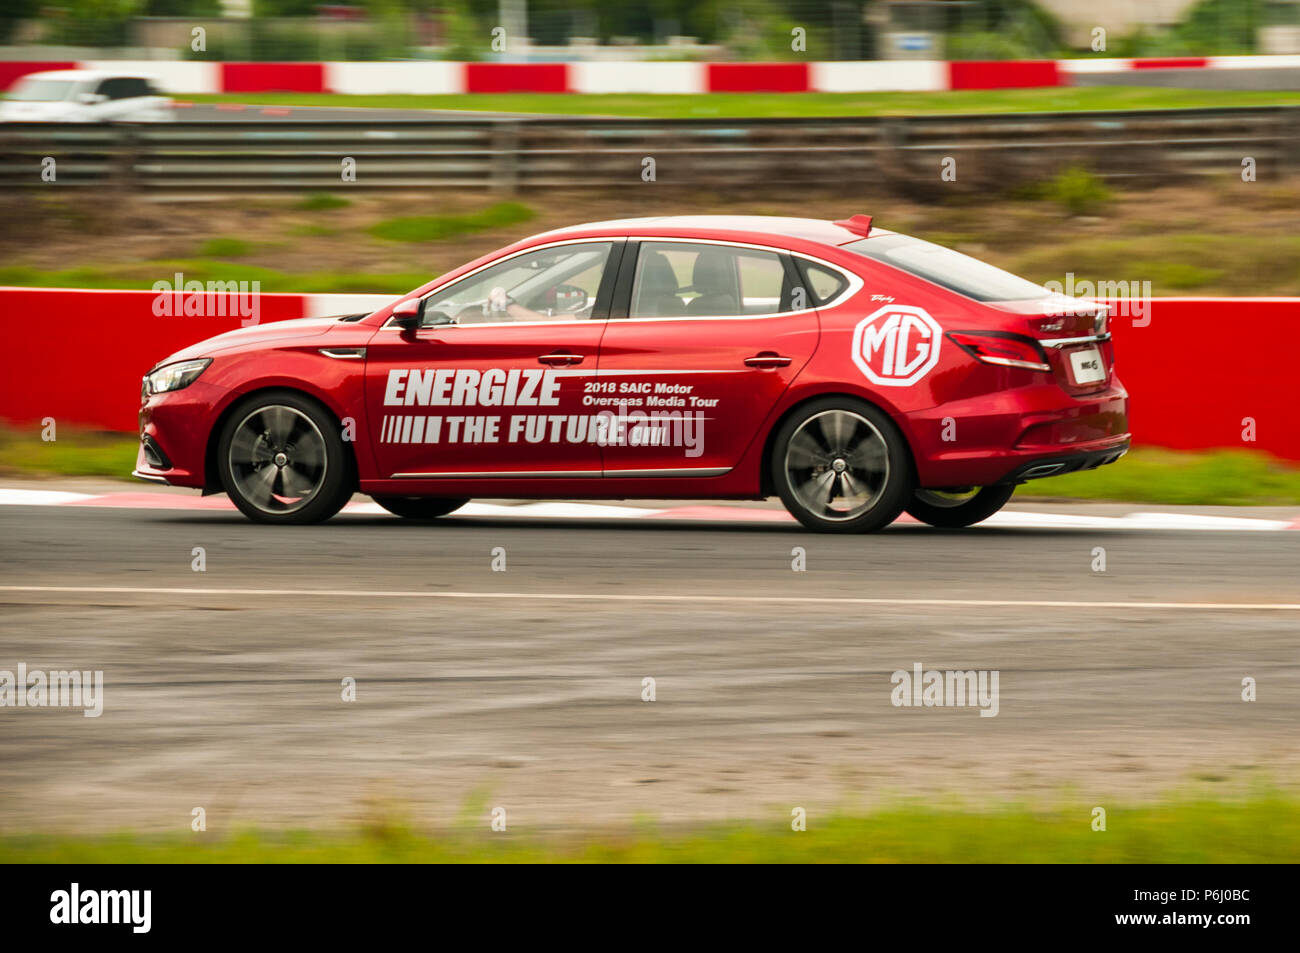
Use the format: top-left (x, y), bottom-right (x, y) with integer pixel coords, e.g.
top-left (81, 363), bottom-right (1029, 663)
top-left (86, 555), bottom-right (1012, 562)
top-left (371, 496), bottom-right (469, 519)
top-left (770, 396), bottom-right (913, 533)
top-left (905, 485), bottom-right (1015, 528)
top-left (217, 389), bottom-right (354, 524)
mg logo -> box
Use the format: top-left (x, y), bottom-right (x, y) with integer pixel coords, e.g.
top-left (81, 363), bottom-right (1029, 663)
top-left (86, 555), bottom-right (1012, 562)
top-left (851, 306), bottom-right (943, 387)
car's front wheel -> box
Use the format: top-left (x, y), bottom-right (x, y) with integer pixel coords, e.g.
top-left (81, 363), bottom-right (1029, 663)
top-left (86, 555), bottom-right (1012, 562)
top-left (371, 496), bottom-right (469, 520)
top-left (217, 390), bottom-right (354, 524)
top-left (771, 397), bottom-right (913, 533)
top-left (905, 485), bottom-right (1014, 528)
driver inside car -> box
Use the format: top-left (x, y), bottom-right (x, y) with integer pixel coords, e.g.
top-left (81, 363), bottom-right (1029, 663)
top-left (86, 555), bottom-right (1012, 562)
top-left (483, 283), bottom-right (589, 321)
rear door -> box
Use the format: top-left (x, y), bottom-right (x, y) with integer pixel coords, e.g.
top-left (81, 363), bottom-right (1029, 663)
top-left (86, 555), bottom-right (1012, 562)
top-left (364, 240), bottom-right (622, 479)
top-left (594, 239), bottom-right (820, 476)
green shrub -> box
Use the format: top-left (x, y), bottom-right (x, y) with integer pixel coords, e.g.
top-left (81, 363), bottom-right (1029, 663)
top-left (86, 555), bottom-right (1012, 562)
top-left (1045, 166), bottom-right (1111, 216)
top-left (198, 237), bottom-right (253, 258)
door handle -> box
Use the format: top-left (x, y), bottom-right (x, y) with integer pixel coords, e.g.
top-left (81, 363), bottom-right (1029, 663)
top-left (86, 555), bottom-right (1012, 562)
top-left (538, 352), bottom-right (584, 366)
top-left (744, 352), bottom-right (793, 368)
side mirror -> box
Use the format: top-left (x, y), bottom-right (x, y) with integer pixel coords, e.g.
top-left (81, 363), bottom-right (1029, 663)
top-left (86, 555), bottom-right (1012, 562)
top-left (391, 297), bottom-right (425, 330)
top-left (77, 92), bottom-right (106, 105)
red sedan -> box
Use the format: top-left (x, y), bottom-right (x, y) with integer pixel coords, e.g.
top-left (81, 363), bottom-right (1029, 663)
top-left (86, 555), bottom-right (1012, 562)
top-left (134, 215), bottom-right (1129, 531)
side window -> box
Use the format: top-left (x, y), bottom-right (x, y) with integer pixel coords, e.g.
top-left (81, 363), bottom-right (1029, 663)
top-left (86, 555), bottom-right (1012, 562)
top-left (629, 241), bottom-right (792, 319)
top-left (422, 242), bottom-right (613, 327)
top-left (95, 79), bottom-right (126, 100)
top-left (119, 78), bottom-right (150, 99)
top-left (796, 260), bottom-right (850, 307)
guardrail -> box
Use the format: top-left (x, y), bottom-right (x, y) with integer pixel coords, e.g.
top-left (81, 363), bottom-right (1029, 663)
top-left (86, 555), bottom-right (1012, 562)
top-left (1, 106), bottom-right (1296, 192)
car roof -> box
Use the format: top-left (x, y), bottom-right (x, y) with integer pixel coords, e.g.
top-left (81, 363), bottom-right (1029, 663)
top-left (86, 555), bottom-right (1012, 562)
top-left (15, 69), bottom-right (156, 83)
top-left (535, 215), bottom-right (895, 250)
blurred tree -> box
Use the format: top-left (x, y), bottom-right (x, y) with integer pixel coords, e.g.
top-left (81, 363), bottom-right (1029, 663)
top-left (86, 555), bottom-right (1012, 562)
top-left (0, 0), bottom-right (41, 43)
top-left (141, 0), bottom-right (223, 13)
top-left (39, 0), bottom-right (146, 46)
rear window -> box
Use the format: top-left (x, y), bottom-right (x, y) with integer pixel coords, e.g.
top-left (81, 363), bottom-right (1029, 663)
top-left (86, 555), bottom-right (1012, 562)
top-left (844, 234), bottom-right (1047, 302)
top-left (7, 79), bottom-right (77, 102)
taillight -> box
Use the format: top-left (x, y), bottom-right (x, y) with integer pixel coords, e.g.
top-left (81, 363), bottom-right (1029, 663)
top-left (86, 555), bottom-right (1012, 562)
top-left (947, 331), bottom-right (1050, 372)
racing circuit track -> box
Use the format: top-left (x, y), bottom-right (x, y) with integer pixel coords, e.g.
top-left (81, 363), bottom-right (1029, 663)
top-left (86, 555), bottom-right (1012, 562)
top-left (2, 498), bottom-right (1298, 833)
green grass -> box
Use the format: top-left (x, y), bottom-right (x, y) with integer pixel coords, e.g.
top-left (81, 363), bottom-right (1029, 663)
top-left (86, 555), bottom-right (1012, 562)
top-left (197, 237), bottom-right (254, 259)
top-left (0, 428), bottom-right (138, 479)
top-left (296, 192), bottom-right (351, 211)
top-left (1012, 233), bottom-right (1300, 295)
top-left (1027, 448), bottom-right (1300, 505)
top-left (4, 794), bottom-right (1297, 863)
top-left (184, 87), bottom-right (1300, 118)
top-left (0, 261), bottom-right (423, 295)
top-left (367, 201), bottom-right (534, 242)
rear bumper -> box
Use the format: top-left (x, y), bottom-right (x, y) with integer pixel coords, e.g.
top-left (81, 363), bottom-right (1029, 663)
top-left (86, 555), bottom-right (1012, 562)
top-left (996, 440), bottom-right (1130, 484)
top-left (908, 377), bottom-right (1130, 488)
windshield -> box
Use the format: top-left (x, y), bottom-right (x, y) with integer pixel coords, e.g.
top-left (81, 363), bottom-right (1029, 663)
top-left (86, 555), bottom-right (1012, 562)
top-left (845, 235), bottom-right (1048, 302)
top-left (7, 79), bottom-right (79, 102)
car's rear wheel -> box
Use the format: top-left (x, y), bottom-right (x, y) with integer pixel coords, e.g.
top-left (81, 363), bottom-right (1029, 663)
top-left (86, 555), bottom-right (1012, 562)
top-left (371, 496), bottom-right (469, 520)
top-left (218, 391), bottom-right (353, 524)
top-left (771, 397), bottom-right (912, 533)
top-left (905, 485), bottom-right (1014, 528)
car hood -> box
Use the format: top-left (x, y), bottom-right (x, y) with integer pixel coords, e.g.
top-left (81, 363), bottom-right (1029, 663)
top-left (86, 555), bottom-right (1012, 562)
top-left (150, 316), bottom-right (344, 369)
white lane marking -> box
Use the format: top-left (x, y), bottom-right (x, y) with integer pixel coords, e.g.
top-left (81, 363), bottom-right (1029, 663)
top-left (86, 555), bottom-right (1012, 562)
top-left (1122, 512), bottom-right (1294, 532)
top-left (2, 585), bottom-right (1298, 611)
top-left (1, 487), bottom-right (1297, 531)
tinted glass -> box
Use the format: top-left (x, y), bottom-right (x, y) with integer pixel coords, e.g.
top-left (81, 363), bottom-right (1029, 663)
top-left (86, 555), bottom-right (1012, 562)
top-left (845, 235), bottom-right (1048, 302)
top-left (799, 261), bottom-right (849, 306)
top-left (630, 241), bottom-right (791, 318)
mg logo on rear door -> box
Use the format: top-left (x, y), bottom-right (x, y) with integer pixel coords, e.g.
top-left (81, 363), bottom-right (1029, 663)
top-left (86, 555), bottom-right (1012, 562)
top-left (851, 306), bottom-right (943, 387)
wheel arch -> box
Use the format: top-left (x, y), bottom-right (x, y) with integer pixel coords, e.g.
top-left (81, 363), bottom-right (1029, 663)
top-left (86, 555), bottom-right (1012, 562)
top-left (757, 390), bottom-right (918, 497)
top-left (204, 385), bottom-right (360, 493)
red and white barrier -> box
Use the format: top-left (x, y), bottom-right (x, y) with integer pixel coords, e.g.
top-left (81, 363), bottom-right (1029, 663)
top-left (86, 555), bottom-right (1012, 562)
top-left (1, 286), bottom-right (1297, 464)
top-left (1, 54), bottom-right (1292, 96)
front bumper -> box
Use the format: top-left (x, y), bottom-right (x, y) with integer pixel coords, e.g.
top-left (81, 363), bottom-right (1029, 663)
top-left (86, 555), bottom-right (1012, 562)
top-left (134, 380), bottom-right (226, 489)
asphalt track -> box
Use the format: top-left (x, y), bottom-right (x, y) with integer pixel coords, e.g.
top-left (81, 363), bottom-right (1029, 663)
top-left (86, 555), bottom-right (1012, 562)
top-left (2, 501), bottom-right (1298, 833)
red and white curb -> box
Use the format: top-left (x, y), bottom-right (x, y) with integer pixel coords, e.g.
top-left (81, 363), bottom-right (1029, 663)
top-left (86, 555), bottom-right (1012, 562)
top-left (6, 55), bottom-right (1300, 97)
top-left (2, 488), bottom-right (1297, 531)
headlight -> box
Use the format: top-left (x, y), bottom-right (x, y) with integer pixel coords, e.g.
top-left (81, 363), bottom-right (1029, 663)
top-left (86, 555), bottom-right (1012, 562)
top-left (145, 358), bottom-right (211, 396)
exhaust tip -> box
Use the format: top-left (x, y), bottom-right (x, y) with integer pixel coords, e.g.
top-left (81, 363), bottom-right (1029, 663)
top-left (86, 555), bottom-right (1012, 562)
top-left (1021, 463), bottom-right (1066, 479)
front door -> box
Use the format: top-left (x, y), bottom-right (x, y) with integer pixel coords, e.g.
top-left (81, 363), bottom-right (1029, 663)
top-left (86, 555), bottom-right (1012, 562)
top-left (364, 240), bottom-right (621, 479)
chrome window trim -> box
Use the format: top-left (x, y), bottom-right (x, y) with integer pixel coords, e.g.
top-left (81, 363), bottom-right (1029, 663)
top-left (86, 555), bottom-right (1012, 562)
top-left (379, 236), bottom-right (865, 332)
top-left (1039, 333), bottom-right (1112, 349)
top-left (389, 466), bottom-right (731, 480)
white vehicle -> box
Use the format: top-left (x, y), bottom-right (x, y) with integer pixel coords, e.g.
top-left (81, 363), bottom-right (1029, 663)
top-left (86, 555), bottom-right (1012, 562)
top-left (0, 69), bottom-right (173, 123)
